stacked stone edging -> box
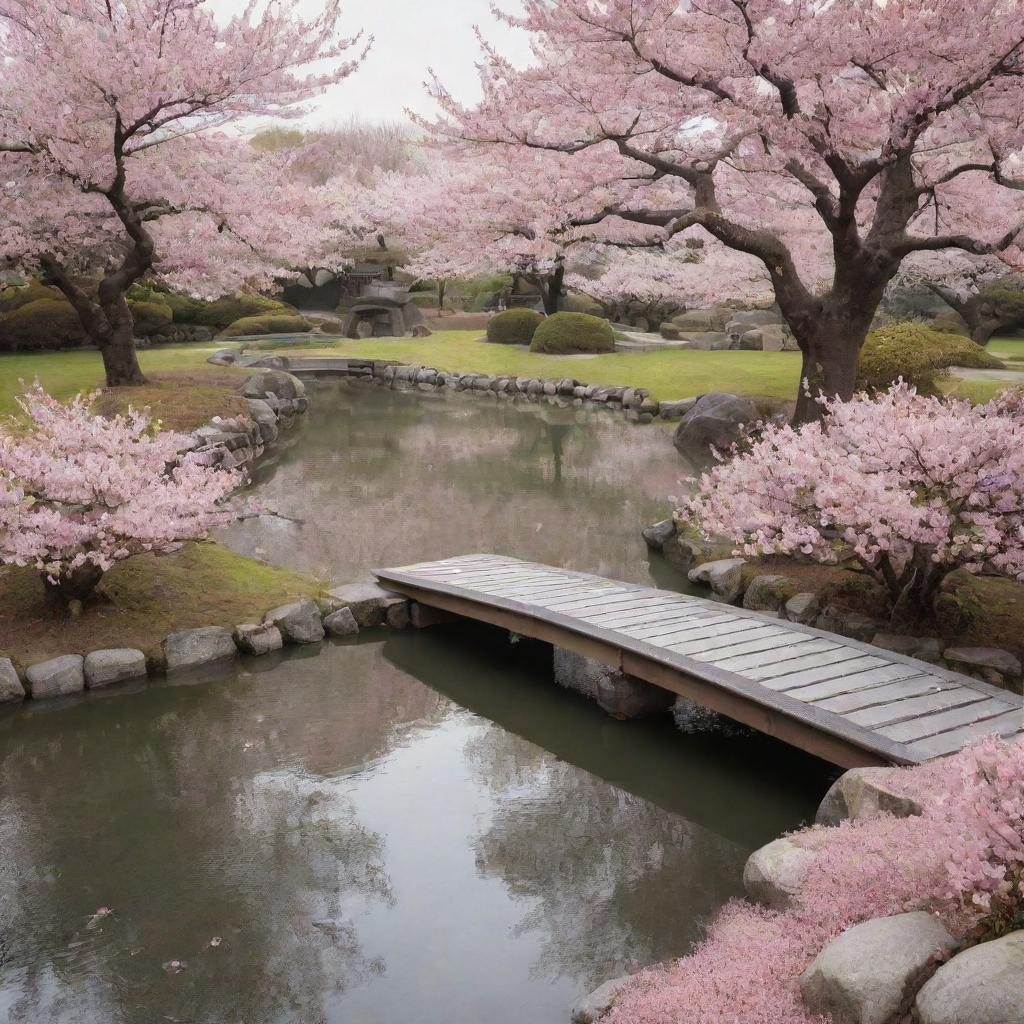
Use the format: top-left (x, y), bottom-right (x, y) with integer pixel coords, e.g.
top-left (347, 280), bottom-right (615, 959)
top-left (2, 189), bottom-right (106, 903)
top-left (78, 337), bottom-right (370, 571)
top-left (0, 581), bottom-right (419, 705)
top-left (219, 352), bottom-right (701, 424)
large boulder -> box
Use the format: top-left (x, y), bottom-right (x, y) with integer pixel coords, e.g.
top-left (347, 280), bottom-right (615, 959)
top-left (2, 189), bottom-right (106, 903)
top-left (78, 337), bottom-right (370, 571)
top-left (678, 330), bottom-right (730, 351)
top-left (264, 599), bottom-right (325, 644)
top-left (571, 975), bottom-right (632, 1024)
top-left (325, 582), bottom-right (407, 627)
top-left (784, 592), bottom-right (821, 625)
top-left (164, 627), bottom-right (237, 671)
top-left (800, 912), bottom-right (957, 1024)
top-left (816, 766), bottom-right (923, 826)
top-left (672, 309), bottom-right (722, 332)
top-left (323, 606), bottom-right (359, 637)
top-left (553, 648), bottom-right (674, 719)
top-left (743, 836), bottom-right (817, 909)
top-left (688, 558), bottom-right (747, 604)
top-left (915, 931), bottom-right (1024, 1024)
top-left (0, 657), bottom-right (25, 703)
top-left (25, 655), bottom-right (85, 698)
top-left (743, 574), bottom-right (797, 612)
top-left (673, 392), bottom-right (759, 454)
top-left (233, 622), bottom-right (283, 655)
top-left (239, 369), bottom-right (305, 402)
top-left (943, 646), bottom-right (1023, 690)
top-left (83, 649), bottom-right (147, 689)
top-left (641, 519), bottom-right (677, 550)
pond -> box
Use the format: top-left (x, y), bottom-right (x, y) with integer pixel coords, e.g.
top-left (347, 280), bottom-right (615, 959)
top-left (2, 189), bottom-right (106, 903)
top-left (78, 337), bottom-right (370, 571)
top-left (0, 383), bottom-right (832, 1024)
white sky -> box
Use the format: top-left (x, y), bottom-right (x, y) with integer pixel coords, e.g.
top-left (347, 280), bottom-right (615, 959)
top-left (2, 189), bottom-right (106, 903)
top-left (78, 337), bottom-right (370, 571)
top-left (211, 0), bottom-right (533, 127)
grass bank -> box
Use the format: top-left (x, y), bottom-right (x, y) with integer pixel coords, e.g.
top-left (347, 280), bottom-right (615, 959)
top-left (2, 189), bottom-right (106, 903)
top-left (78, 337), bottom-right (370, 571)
top-left (0, 542), bottom-right (323, 667)
top-left (0, 344), bottom-right (244, 429)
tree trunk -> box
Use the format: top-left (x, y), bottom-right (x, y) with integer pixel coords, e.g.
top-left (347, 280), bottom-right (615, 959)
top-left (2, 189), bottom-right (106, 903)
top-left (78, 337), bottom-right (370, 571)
top-left (437, 279), bottom-right (446, 310)
top-left (790, 319), bottom-right (867, 425)
top-left (99, 310), bottom-right (147, 386)
top-left (541, 265), bottom-right (565, 315)
top-left (42, 562), bottom-right (105, 608)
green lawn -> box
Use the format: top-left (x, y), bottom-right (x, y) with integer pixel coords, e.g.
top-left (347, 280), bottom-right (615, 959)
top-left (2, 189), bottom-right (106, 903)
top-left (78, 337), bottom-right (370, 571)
top-left (0, 344), bottom-right (244, 429)
top-left (234, 331), bottom-right (807, 403)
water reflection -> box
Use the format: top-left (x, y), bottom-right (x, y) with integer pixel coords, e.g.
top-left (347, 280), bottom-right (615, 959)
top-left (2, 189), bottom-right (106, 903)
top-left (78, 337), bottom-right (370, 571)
top-left (221, 381), bottom-right (707, 586)
top-left (0, 632), bottom-right (827, 1024)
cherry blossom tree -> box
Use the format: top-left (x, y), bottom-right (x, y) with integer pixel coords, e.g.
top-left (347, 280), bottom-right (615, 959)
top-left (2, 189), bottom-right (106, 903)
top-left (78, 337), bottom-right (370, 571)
top-left (0, 0), bottom-right (365, 387)
top-left (427, 0), bottom-right (1024, 421)
top-left (898, 253), bottom-right (1024, 345)
top-left (0, 384), bottom-right (240, 605)
top-left (679, 383), bottom-right (1024, 620)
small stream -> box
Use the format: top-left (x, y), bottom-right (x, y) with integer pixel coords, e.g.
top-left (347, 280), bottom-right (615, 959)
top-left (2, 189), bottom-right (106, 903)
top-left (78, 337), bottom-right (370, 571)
top-left (0, 382), bottom-right (832, 1024)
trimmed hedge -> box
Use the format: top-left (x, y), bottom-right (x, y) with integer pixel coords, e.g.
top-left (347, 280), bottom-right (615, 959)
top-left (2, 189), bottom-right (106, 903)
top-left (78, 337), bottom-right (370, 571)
top-left (0, 298), bottom-right (87, 351)
top-left (0, 280), bottom-right (64, 315)
top-left (193, 293), bottom-right (296, 329)
top-left (486, 308), bottom-right (544, 344)
top-left (857, 321), bottom-right (1004, 396)
top-left (530, 311), bottom-right (615, 354)
top-left (127, 298), bottom-right (173, 336)
top-left (219, 314), bottom-right (313, 338)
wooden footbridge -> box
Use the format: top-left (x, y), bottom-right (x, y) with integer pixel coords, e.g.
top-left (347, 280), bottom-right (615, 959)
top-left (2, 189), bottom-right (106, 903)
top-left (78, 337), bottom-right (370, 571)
top-left (376, 554), bottom-right (1024, 768)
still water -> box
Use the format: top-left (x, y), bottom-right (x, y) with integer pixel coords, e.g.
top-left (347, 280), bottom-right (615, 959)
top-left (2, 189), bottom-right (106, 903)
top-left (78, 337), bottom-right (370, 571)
top-left (0, 383), bottom-right (832, 1024)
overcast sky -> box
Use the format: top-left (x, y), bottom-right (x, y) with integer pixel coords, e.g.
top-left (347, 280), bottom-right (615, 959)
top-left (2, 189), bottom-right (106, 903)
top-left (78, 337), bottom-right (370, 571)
top-left (212, 0), bottom-right (533, 128)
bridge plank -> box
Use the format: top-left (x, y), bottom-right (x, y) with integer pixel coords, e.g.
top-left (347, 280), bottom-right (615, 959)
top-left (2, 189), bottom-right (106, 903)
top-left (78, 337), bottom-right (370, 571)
top-left (377, 555), bottom-right (1018, 766)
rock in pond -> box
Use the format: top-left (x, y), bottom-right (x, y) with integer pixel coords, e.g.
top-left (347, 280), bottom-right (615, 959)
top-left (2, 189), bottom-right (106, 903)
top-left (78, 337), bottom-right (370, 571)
top-left (743, 836), bottom-right (816, 910)
top-left (164, 627), bottom-right (237, 672)
top-left (688, 558), bottom-right (746, 604)
top-left (84, 649), bottom-right (147, 689)
top-left (0, 657), bottom-right (25, 703)
top-left (554, 648), bottom-right (674, 719)
top-left (233, 622), bottom-right (284, 655)
top-left (25, 655), bottom-right (85, 699)
top-left (570, 975), bottom-right (632, 1024)
top-left (326, 582), bottom-right (407, 628)
top-left (915, 930), bottom-right (1024, 1024)
top-left (672, 392), bottom-right (759, 454)
top-left (641, 518), bottom-right (677, 550)
top-left (800, 911), bottom-right (957, 1024)
top-left (816, 766), bottom-right (923, 826)
top-left (323, 607), bottom-right (359, 637)
top-left (264, 600), bottom-right (325, 644)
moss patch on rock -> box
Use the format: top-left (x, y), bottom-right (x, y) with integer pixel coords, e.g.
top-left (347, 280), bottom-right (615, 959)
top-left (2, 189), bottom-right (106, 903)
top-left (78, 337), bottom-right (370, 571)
top-left (934, 570), bottom-right (1024, 657)
top-left (0, 542), bottom-right (323, 668)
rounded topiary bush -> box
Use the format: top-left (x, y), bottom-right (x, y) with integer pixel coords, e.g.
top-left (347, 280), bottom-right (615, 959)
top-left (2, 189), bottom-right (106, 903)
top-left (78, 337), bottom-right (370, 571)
top-left (0, 280), bottom-right (64, 315)
top-left (219, 313), bottom-right (312, 338)
top-left (127, 298), bottom-right (173, 337)
top-left (857, 321), bottom-right (1004, 396)
top-left (486, 308), bottom-right (544, 344)
top-left (0, 298), bottom-right (87, 351)
top-left (530, 311), bottom-right (615, 354)
top-left (195, 292), bottom-right (296, 329)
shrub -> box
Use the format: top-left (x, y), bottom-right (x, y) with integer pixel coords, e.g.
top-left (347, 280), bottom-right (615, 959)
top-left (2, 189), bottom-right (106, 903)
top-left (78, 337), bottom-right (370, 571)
top-left (530, 311), bottom-right (615, 354)
top-left (485, 308), bottom-right (544, 344)
top-left (0, 279), bottom-right (63, 314)
top-left (127, 298), bottom-right (173, 336)
top-left (219, 314), bottom-right (312, 338)
top-left (0, 298), bottom-right (87, 351)
top-left (857, 321), bottom-right (1004, 395)
top-left (161, 291), bottom-right (213, 324)
top-left (679, 383), bottom-right (1024, 618)
top-left (193, 292), bottom-right (295, 329)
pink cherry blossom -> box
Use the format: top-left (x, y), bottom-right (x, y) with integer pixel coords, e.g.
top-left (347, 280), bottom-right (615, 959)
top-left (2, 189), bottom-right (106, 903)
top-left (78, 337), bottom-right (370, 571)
top-left (679, 383), bottom-right (1024, 615)
top-left (0, 383), bottom-right (241, 601)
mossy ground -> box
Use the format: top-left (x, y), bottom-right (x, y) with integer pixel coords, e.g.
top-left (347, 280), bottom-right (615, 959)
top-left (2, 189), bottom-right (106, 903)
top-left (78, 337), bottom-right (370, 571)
top-left (0, 542), bottom-right (323, 668)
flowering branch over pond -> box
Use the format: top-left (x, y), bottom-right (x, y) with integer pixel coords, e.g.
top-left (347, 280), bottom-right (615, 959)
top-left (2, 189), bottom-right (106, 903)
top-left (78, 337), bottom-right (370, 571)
top-left (0, 384), bottom-right (240, 604)
top-left (679, 384), bottom-right (1024, 620)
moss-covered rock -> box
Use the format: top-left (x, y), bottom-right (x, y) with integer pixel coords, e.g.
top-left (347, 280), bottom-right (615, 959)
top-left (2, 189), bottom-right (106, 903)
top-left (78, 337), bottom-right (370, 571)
top-left (0, 297), bottom-right (87, 351)
top-left (856, 321), bottom-right (1004, 395)
top-left (530, 311), bottom-right (615, 354)
top-left (219, 313), bottom-right (313, 338)
top-left (127, 298), bottom-right (173, 337)
top-left (486, 308), bottom-right (544, 344)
